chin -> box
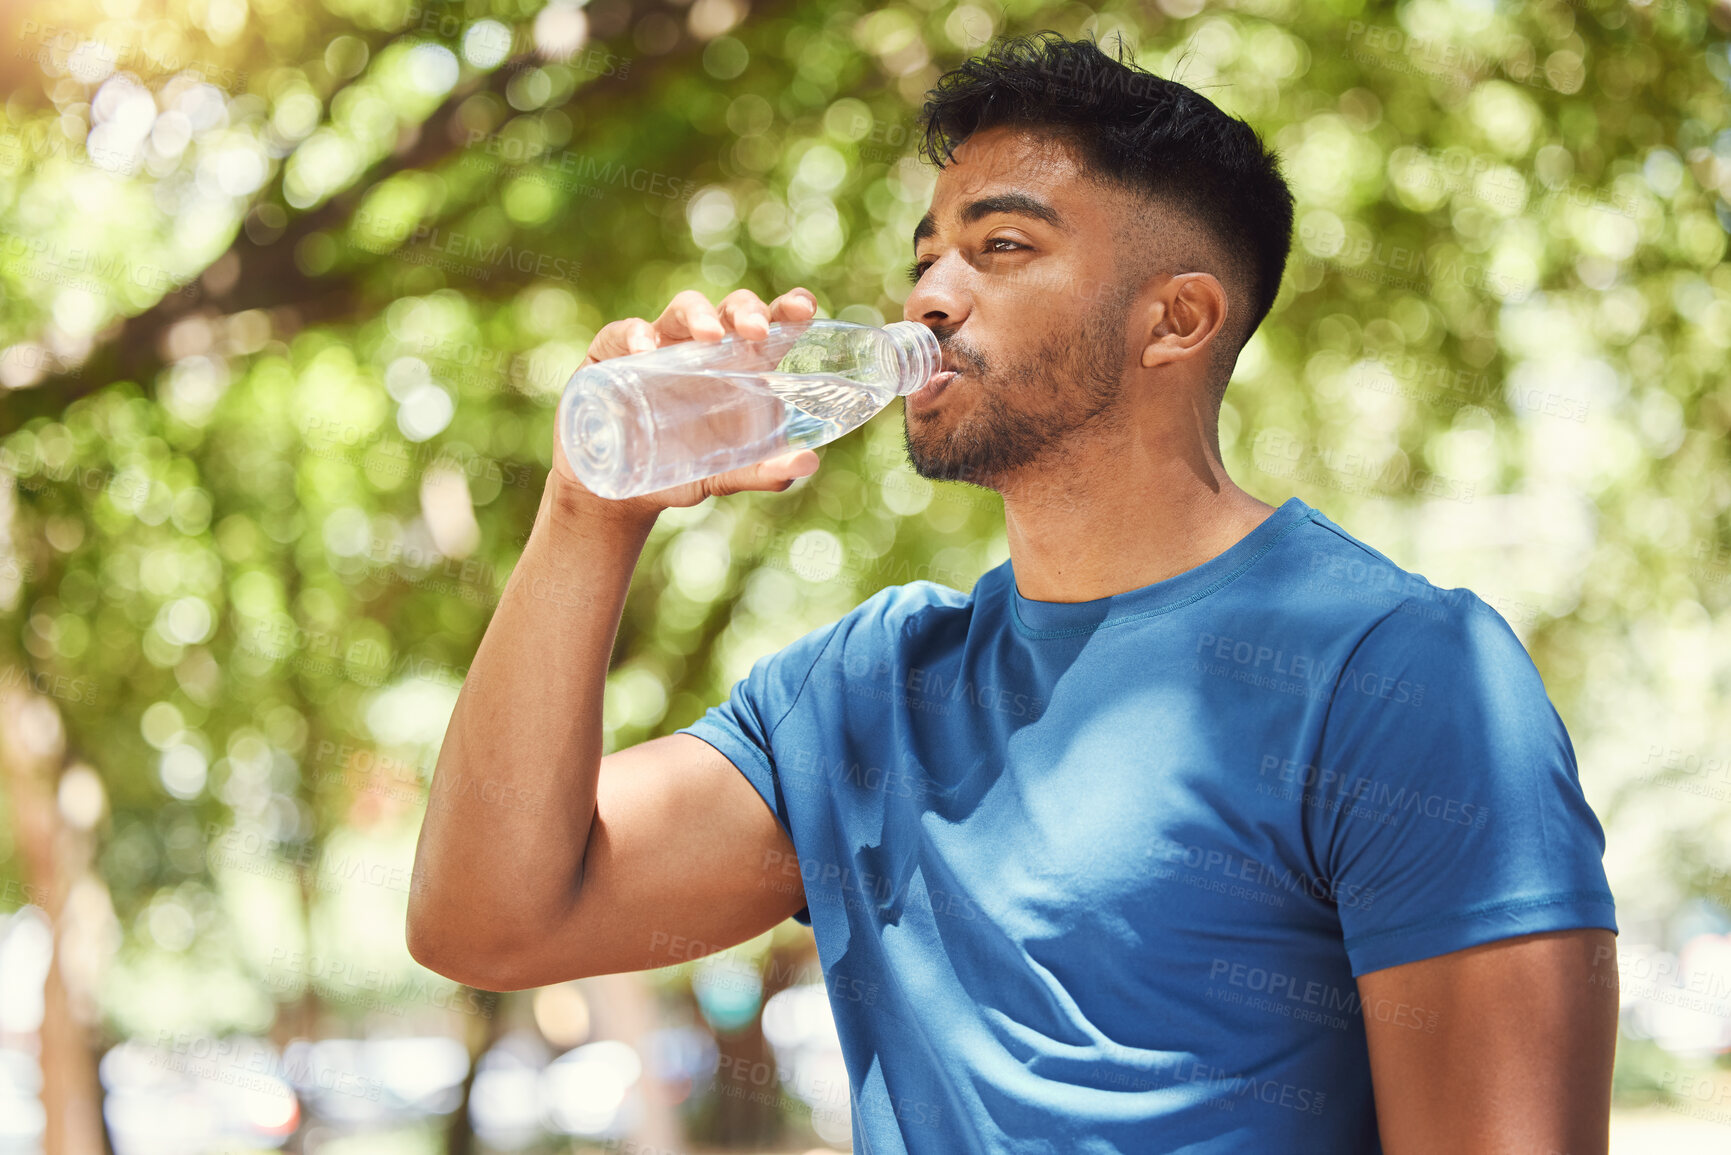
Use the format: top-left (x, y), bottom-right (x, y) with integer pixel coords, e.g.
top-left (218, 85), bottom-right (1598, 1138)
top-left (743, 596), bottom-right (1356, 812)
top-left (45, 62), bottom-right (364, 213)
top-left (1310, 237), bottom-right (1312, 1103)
top-left (907, 444), bottom-right (1005, 488)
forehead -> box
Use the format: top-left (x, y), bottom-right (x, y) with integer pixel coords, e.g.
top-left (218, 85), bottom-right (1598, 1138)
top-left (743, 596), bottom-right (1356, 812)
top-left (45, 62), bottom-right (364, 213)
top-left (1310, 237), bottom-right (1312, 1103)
top-left (925, 125), bottom-right (1112, 223)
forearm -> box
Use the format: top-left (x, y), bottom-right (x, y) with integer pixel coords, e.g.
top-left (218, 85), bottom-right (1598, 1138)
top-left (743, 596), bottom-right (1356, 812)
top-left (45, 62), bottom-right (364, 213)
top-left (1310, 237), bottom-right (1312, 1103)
top-left (408, 469), bottom-right (656, 971)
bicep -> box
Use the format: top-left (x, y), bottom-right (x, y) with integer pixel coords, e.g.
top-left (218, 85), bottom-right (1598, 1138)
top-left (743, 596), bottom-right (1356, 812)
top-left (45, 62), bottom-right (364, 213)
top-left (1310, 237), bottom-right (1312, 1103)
top-left (1357, 928), bottom-right (1618, 1155)
top-left (502, 733), bottom-right (808, 988)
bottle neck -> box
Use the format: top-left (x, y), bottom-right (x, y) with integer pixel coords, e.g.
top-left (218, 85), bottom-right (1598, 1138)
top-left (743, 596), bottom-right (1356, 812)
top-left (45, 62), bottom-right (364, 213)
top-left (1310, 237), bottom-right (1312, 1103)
top-left (882, 321), bottom-right (941, 396)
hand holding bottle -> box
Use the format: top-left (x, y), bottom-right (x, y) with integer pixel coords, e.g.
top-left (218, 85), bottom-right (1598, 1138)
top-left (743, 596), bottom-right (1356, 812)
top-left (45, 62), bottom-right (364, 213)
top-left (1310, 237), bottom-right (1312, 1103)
top-left (554, 289), bottom-right (939, 505)
top-left (549, 287), bottom-right (828, 524)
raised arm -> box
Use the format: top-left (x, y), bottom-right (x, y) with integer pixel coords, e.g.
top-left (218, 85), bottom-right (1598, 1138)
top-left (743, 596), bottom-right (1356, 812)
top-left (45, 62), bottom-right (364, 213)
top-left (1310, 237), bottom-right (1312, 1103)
top-left (1357, 928), bottom-right (1618, 1155)
top-left (407, 287), bottom-right (823, 991)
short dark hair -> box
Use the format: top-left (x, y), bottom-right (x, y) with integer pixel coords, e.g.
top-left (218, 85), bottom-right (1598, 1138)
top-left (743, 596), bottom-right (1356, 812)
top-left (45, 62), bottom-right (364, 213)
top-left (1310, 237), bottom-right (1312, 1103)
top-left (917, 31), bottom-right (1295, 397)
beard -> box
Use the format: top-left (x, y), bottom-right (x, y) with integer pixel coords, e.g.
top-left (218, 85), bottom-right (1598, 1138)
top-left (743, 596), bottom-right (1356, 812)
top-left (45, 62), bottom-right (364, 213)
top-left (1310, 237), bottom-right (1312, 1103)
top-left (902, 285), bottom-right (1135, 490)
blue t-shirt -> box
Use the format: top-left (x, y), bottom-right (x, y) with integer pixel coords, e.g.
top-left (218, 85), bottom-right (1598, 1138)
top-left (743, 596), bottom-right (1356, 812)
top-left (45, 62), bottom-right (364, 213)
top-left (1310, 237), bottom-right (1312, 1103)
top-left (677, 496), bottom-right (1616, 1154)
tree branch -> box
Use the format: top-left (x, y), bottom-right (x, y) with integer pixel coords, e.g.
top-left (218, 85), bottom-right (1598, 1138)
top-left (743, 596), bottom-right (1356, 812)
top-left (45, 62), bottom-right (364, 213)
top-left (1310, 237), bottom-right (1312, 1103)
top-left (3, 2), bottom-right (762, 433)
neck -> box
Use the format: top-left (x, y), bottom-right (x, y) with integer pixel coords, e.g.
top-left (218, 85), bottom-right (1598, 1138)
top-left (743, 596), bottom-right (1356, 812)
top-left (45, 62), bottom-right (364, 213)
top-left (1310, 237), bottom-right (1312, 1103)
top-left (997, 406), bottom-right (1278, 604)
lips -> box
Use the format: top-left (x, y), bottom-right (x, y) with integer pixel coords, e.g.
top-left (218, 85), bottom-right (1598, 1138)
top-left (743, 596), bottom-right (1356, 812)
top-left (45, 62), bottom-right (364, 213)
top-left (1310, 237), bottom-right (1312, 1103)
top-left (910, 369), bottom-right (958, 407)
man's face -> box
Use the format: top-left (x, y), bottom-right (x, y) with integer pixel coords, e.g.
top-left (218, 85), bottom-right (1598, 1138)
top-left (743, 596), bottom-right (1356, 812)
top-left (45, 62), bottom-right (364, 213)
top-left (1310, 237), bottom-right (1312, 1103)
top-left (901, 124), bottom-right (1141, 489)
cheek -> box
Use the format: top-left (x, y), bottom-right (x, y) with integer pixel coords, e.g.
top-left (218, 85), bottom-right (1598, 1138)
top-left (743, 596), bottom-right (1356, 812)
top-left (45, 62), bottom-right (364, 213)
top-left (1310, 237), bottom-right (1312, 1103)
top-left (976, 308), bottom-right (1054, 365)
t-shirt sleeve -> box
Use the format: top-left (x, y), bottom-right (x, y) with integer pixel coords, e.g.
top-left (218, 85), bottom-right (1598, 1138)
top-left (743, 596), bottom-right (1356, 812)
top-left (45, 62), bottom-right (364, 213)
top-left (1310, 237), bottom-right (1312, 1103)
top-left (1315, 593), bottom-right (1617, 976)
top-left (674, 612), bottom-right (852, 928)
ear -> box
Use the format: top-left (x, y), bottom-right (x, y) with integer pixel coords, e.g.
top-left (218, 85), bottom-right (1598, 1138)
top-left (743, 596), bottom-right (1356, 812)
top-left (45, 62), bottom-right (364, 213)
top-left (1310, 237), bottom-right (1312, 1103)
top-left (1139, 273), bottom-right (1229, 370)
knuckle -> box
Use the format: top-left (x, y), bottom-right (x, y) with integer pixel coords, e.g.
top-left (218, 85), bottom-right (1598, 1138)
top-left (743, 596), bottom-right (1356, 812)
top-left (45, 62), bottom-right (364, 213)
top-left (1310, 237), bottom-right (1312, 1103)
top-left (586, 318), bottom-right (647, 360)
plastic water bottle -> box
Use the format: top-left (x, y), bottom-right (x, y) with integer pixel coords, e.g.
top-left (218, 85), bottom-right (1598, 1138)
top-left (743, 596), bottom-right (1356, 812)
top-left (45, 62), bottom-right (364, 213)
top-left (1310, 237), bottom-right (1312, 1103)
top-left (557, 319), bottom-right (940, 500)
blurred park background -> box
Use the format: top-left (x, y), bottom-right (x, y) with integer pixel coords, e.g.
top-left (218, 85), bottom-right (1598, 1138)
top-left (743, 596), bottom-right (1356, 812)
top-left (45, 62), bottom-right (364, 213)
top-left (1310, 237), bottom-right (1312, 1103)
top-left (0, 0), bottom-right (1728, 1151)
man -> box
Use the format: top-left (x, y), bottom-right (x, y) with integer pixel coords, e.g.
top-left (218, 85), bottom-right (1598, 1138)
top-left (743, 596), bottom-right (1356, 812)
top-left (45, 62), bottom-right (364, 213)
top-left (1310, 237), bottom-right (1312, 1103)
top-left (408, 32), bottom-right (1619, 1154)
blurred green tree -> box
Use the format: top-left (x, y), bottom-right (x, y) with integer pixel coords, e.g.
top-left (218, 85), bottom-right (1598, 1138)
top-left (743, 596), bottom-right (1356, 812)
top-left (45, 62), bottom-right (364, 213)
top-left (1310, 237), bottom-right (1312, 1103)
top-left (1, 0), bottom-right (1728, 1151)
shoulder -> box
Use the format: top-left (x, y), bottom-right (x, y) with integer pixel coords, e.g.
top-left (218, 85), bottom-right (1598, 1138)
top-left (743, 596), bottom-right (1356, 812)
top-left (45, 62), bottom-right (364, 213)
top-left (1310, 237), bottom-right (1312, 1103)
top-left (745, 579), bottom-right (976, 682)
top-left (1271, 511), bottom-right (1548, 714)
top-left (1289, 508), bottom-right (1521, 647)
top-left (836, 577), bottom-right (980, 643)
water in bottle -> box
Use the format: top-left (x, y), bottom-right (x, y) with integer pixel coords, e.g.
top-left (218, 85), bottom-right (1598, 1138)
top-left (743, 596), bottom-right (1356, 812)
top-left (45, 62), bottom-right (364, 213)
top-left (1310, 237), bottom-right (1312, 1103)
top-left (557, 318), bottom-right (941, 500)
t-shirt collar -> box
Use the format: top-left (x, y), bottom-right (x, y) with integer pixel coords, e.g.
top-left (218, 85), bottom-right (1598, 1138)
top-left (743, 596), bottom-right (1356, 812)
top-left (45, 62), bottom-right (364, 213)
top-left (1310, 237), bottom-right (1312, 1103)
top-left (1007, 497), bottom-right (1314, 636)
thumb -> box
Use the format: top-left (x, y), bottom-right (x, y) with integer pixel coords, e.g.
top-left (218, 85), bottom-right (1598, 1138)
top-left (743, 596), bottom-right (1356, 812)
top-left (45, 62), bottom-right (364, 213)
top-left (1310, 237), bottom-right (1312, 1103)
top-left (761, 449), bottom-right (820, 482)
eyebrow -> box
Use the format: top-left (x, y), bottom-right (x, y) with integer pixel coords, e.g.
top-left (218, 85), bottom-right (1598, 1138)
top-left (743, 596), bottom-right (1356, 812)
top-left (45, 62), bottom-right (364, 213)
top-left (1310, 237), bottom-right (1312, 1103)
top-left (911, 192), bottom-right (1068, 251)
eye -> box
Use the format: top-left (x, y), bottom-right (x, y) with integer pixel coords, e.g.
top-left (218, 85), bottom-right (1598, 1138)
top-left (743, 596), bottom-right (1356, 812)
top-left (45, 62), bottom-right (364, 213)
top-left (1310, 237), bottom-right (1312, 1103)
top-left (907, 238), bottom-right (1027, 284)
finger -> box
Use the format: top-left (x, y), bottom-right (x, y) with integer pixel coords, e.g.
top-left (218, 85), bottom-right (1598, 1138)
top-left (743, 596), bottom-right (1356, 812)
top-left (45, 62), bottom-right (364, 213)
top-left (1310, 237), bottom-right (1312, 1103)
top-left (718, 289), bottom-right (771, 339)
top-left (704, 449), bottom-right (820, 497)
top-left (582, 317), bottom-right (656, 365)
top-left (655, 289), bottom-right (723, 343)
top-left (767, 287), bottom-right (818, 322)
top-left (761, 448), bottom-right (820, 480)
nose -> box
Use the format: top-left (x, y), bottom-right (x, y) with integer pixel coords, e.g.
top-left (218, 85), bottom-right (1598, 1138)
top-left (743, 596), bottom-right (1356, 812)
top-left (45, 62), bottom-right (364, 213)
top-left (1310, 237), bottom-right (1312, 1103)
top-left (903, 256), bottom-right (970, 330)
